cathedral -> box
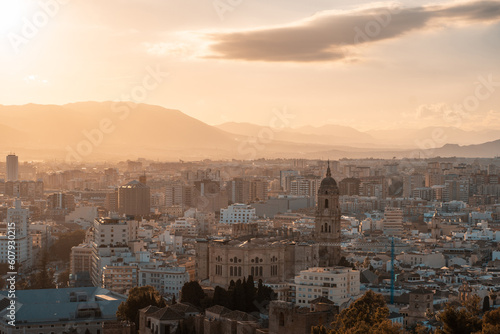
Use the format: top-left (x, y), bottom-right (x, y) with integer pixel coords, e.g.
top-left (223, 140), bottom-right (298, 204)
top-left (315, 162), bottom-right (342, 266)
top-left (195, 163), bottom-right (342, 287)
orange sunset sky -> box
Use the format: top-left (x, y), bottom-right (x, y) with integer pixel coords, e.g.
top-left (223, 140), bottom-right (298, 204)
top-left (1, 0), bottom-right (500, 132)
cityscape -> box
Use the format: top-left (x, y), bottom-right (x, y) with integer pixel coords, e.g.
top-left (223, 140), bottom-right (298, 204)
top-left (1, 0), bottom-right (500, 334)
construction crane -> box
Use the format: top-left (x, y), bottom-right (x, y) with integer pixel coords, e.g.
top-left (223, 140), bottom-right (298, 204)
top-left (391, 237), bottom-right (395, 304)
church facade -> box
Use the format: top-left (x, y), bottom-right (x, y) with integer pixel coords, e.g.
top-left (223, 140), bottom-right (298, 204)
top-left (195, 163), bottom-right (342, 287)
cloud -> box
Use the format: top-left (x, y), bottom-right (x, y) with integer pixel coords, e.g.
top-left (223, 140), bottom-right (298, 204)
top-left (407, 103), bottom-right (500, 130)
top-left (145, 42), bottom-right (193, 57)
top-left (205, 0), bottom-right (500, 62)
top-left (23, 75), bottom-right (49, 85)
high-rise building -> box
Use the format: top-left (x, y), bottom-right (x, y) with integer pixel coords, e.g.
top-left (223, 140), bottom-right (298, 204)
top-left (165, 180), bottom-right (185, 207)
top-left (289, 176), bottom-right (320, 198)
top-left (118, 180), bottom-right (150, 217)
top-left (91, 217), bottom-right (139, 286)
top-left (193, 179), bottom-right (227, 212)
top-left (6, 154), bottom-right (18, 182)
top-left (105, 189), bottom-right (119, 212)
top-left (280, 170), bottom-right (299, 192)
top-left (383, 207), bottom-right (404, 236)
top-left (444, 177), bottom-right (470, 202)
top-left (359, 176), bottom-right (387, 199)
top-left (425, 162), bottom-right (445, 187)
top-left (249, 178), bottom-right (268, 201)
top-left (228, 178), bottom-right (250, 204)
top-left (339, 178), bottom-right (360, 196)
top-left (403, 174), bottom-right (425, 198)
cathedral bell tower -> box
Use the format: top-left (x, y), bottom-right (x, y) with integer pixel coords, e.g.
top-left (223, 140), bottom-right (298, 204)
top-left (315, 161), bottom-right (341, 266)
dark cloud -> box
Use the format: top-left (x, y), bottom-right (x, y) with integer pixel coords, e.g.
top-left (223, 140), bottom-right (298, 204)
top-left (206, 1), bottom-right (500, 62)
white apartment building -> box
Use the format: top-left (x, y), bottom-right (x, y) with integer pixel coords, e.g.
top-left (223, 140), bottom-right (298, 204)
top-left (159, 230), bottom-right (183, 254)
top-left (102, 259), bottom-right (189, 297)
top-left (139, 265), bottom-right (190, 299)
top-left (103, 263), bottom-right (139, 295)
top-left (0, 199), bottom-right (31, 272)
top-left (292, 267), bottom-right (361, 308)
top-left (93, 217), bottom-right (139, 247)
top-left (91, 217), bottom-right (139, 286)
top-left (220, 204), bottom-right (257, 224)
top-left (170, 217), bottom-right (198, 236)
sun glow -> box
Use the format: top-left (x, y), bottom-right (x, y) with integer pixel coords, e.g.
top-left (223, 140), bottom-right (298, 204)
top-left (0, 2), bottom-right (23, 33)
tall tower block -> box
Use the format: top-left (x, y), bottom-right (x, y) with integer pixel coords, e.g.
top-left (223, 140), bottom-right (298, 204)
top-left (6, 154), bottom-right (19, 182)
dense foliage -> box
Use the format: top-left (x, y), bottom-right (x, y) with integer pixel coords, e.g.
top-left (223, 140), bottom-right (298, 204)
top-left (116, 286), bottom-right (166, 328)
top-left (49, 229), bottom-right (86, 262)
top-left (312, 292), bottom-right (500, 334)
top-left (180, 276), bottom-right (275, 312)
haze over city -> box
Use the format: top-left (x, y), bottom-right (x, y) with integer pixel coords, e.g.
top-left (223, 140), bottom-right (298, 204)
top-left (1, 1), bottom-right (500, 334)
top-left (1, 1), bottom-right (500, 146)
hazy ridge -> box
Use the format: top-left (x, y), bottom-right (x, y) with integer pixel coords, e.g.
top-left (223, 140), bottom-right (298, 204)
top-left (0, 102), bottom-right (499, 161)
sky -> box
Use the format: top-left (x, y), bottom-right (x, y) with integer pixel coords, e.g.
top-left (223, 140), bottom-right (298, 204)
top-left (1, 0), bottom-right (500, 131)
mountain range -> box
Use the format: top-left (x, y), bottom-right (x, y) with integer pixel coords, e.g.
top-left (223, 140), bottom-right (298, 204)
top-left (0, 102), bottom-right (499, 161)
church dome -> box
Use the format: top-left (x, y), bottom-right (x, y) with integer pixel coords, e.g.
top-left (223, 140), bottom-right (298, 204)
top-left (319, 162), bottom-right (339, 195)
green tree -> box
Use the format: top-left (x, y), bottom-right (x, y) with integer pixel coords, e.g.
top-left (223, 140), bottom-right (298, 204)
top-left (311, 325), bottom-right (328, 334)
top-left (31, 250), bottom-right (55, 289)
top-left (49, 229), bottom-right (86, 262)
top-left (338, 256), bottom-right (352, 268)
top-left (180, 281), bottom-right (205, 307)
top-left (482, 308), bottom-right (500, 334)
top-left (116, 286), bottom-right (166, 328)
top-left (213, 285), bottom-right (229, 308)
top-left (333, 290), bottom-right (389, 331)
top-left (435, 301), bottom-right (482, 334)
top-left (244, 275), bottom-right (256, 312)
top-left (312, 290), bottom-right (405, 334)
top-left (413, 324), bottom-right (432, 334)
top-left (256, 279), bottom-right (274, 303)
top-left (58, 268), bottom-right (70, 288)
top-left (233, 279), bottom-right (246, 311)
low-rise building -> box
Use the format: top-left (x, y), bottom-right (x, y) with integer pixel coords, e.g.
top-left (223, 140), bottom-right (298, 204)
top-left (291, 267), bottom-right (361, 308)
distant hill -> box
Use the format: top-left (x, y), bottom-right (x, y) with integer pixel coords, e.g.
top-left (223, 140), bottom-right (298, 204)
top-left (0, 102), bottom-right (499, 161)
top-left (0, 102), bottom-right (240, 160)
top-left (367, 126), bottom-right (500, 146)
top-left (427, 140), bottom-right (500, 158)
top-left (216, 122), bottom-right (381, 148)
